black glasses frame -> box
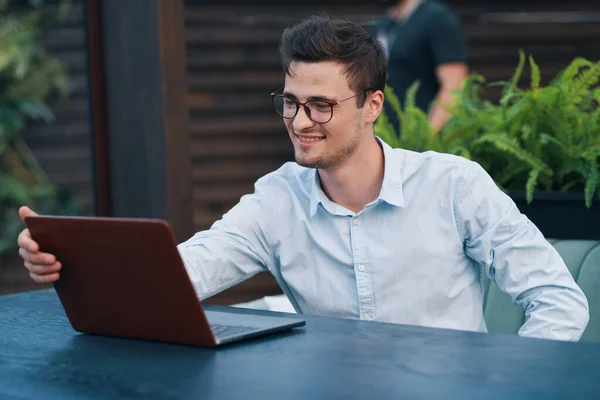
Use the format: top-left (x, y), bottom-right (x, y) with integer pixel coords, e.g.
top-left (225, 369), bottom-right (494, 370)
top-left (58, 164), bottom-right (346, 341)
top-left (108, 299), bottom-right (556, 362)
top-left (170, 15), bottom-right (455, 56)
top-left (270, 88), bottom-right (373, 124)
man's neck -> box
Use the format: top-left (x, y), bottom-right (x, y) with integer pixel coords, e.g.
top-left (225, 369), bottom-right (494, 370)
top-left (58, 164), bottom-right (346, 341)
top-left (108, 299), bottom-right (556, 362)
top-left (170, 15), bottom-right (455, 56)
top-left (318, 137), bottom-right (385, 214)
top-left (390, 0), bottom-right (423, 21)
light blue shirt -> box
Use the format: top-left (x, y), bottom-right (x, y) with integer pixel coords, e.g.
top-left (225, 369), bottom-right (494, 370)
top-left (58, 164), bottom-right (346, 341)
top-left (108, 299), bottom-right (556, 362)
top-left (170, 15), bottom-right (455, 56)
top-left (178, 138), bottom-right (589, 341)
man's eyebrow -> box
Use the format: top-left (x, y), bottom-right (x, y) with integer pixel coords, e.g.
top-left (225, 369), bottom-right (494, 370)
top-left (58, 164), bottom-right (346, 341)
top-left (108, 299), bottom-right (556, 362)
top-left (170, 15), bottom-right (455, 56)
top-left (282, 91), bottom-right (336, 102)
top-left (281, 91), bottom-right (297, 99)
top-left (308, 95), bottom-right (336, 102)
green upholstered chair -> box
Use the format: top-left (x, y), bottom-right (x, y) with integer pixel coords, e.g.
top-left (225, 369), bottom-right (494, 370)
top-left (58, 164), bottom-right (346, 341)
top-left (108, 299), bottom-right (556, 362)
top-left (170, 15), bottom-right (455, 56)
top-left (483, 240), bottom-right (600, 342)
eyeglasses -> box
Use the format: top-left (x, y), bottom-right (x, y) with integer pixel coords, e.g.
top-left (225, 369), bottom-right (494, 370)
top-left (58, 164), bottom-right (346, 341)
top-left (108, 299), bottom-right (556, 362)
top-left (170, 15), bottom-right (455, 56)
top-left (270, 88), bottom-right (372, 124)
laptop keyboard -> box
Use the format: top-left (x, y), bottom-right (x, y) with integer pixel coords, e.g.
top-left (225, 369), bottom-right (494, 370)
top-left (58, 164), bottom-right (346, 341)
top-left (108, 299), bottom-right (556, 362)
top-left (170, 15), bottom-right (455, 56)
top-left (210, 323), bottom-right (258, 338)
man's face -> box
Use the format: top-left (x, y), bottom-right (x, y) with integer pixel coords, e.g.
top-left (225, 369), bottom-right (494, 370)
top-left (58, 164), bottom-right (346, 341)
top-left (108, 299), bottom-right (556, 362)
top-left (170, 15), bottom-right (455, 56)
top-left (281, 61), bottom-right (368, 171)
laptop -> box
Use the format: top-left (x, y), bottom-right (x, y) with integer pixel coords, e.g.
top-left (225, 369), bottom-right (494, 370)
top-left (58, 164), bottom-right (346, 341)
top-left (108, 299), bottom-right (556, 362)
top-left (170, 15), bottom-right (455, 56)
top-left (24, 215), bottom-right (305, 347)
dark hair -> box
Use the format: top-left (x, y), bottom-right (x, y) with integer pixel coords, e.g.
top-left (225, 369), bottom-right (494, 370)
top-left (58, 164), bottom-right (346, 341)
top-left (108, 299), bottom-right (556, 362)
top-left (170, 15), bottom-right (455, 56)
top-left (279, 15), bottom-right (387, 106)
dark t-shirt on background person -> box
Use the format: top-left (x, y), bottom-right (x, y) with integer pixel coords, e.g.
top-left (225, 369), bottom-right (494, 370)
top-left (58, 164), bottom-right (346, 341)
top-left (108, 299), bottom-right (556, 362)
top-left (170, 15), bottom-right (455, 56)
top-left (371, 0), bottom-right (468, 131)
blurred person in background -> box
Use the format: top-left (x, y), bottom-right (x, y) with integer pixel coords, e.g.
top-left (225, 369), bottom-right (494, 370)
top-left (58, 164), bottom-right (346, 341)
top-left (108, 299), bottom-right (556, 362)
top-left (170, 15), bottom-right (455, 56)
top-left (372, 0), bottom-right (469, 134)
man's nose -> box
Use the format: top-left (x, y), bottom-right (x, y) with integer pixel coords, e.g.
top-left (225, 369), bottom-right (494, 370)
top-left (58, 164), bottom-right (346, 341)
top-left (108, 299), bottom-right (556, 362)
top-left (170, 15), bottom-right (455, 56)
top-left (292, 105), bottom-right (316, 131)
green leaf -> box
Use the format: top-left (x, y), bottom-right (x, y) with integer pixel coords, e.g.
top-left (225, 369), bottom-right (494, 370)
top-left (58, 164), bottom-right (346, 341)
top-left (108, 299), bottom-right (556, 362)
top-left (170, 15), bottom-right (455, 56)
top-left (557, 159), bottom-right (587, 180)
top-left (374, 112), bottom-right (401, 148)
top-left (474, 133), bottom-right (552, 175)
top-left (500, 91), bottom-right (519, 107)
top-left (579, 144), bottom-right (600, 161)
top-left (0, 175), bottom-right (33, 205)
top-left (585, 162), bottom-right (598, 208)
top-left (510, 50), bottom-right (526, 91)
top-left (557, 57), bottom-right (594, 86)
top-left (401, 81), bottom-right (421, 141)
top-left (526, 168), bottom-right (541, 204)
top-left (522, 124), bottom-right (533, 141)
top-left (567, 61), bottom-right (600, 107)
top-left (561, 180), bottom-right (580, 192)
top-left (15, 99), bottom-right (54, 122)
top-left (447, 145), bottom-right (471, 160)
top-left (0, 107), bottom-right (25, 134)
top-left (529, 55), bottom-right (541, 92)
top-left (494, 163), bottom-right (529, 187)
top-left (540, 133), bottom-right (568, 153)
top-left (405, 81), bottom-right (420, 112)
top-left (505, 97), bottom-right (530, 123)
top-left (384, 85), bottom-right (403, 122)
top-left (0, 50), bottom-right (12, 71)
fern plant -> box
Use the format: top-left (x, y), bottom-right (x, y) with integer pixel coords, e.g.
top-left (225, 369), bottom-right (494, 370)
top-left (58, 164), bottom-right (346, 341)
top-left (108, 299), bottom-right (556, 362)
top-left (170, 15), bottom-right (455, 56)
top-left (0, 0), bottom-right (79, 257)
top-left (374, 83), bottom-right (440, 152)
top-left (376, 51), bottom-right (600, 208)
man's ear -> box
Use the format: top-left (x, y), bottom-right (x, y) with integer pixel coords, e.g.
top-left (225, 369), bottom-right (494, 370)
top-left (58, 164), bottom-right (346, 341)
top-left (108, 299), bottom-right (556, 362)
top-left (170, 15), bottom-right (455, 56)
top-left (364, 90), bottom-right (385, 124)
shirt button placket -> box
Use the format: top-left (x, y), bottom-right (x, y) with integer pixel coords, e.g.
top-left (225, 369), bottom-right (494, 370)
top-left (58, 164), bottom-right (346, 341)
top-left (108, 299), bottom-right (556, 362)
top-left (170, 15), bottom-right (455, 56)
top-left (350, 216), bottom-right (374, 322)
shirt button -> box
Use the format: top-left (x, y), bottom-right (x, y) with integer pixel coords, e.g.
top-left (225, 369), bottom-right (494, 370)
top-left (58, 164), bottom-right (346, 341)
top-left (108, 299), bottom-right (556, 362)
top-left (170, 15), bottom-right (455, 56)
top-left (358, 264), bottom-right (365, 272)
top-left (352, 218), bottom-right (360, 226)
top-left (362, 314), bottom-right (372, 321)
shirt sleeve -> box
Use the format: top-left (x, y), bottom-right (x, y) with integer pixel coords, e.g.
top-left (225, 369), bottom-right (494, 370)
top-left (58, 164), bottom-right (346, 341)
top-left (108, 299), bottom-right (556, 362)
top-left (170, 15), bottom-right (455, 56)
top-left (427, 8), bottom-right (468, 66)
top-left (176, 177), bottom-right (274, 301)
top-left (455, 162), bottom-right (590, 341)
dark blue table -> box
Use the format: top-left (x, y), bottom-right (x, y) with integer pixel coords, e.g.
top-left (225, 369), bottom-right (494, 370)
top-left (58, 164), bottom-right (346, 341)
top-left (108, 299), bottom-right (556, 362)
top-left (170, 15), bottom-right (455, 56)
top-left (1, 289), bottom-right (599, 399)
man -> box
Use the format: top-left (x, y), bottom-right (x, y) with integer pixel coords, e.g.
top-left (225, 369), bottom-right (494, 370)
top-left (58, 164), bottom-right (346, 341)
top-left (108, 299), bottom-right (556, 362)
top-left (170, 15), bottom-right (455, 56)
top-left (17, 16), bottom-right (588, 341)
top-left (373, 0), bottom-right (469, 133)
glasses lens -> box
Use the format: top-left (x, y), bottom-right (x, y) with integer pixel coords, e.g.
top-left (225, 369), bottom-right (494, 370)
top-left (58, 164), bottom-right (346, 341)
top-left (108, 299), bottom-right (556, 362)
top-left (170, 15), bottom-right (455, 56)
top-left (305, 101), bottom-right (333, 123)
top-left (273, 95), bottom-right (298, 119)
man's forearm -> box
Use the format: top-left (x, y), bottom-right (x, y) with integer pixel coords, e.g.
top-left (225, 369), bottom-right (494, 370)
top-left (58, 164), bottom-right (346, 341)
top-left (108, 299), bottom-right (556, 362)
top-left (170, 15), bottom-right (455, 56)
top-left (430, 62), bottom-right (469, 134)
top-left (516, 284), bottom-right (589, 341)
top-left (177, 238), bottom-right (265, 301)
top-left (428, 91), bottom-right (452, 134)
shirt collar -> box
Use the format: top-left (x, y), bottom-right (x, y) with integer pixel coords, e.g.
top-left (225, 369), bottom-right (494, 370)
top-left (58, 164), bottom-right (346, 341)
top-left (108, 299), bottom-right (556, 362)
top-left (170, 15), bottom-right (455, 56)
top-left (308, 171), bottom-right (325, 217)
top-left (308, 137), bottom-right (405, 217)
top-left (377, 137), bottom-right (405, 208)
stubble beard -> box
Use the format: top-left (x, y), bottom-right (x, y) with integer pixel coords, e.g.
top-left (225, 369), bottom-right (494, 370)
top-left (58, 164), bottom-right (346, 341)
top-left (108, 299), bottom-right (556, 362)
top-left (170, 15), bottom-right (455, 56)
top-left (294, 129), bottom-right (361, 170)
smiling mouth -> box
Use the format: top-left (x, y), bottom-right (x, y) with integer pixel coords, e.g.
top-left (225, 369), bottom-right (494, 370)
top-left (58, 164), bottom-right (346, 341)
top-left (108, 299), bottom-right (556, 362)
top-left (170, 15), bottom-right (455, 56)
top-left (295, 134), bottom-right (325, 143)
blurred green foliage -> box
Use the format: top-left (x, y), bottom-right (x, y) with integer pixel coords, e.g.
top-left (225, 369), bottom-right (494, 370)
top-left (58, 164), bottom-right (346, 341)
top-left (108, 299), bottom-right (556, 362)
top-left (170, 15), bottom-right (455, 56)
top-left (0, 0), bottom-right (81, 257)
top-left (376, 51), bottom-right (600, 207)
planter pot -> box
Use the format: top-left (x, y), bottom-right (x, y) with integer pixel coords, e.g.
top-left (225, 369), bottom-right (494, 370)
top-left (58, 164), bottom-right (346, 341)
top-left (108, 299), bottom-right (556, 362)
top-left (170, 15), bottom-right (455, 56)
top-left (510, 191), bottom-right (600, 240)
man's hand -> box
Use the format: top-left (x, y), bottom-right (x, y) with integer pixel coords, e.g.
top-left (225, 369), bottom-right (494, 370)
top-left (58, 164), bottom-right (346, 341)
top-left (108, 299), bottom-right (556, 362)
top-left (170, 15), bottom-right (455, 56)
top-left (17, 206), bottom-right (61, 283)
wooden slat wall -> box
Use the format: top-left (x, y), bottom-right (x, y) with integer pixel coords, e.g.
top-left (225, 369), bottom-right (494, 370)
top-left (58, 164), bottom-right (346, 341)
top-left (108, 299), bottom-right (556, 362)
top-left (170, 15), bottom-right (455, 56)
top-left (184, 0), bottom-right (600, 304)
top-left (22, 0), bottom-right (93, 214)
